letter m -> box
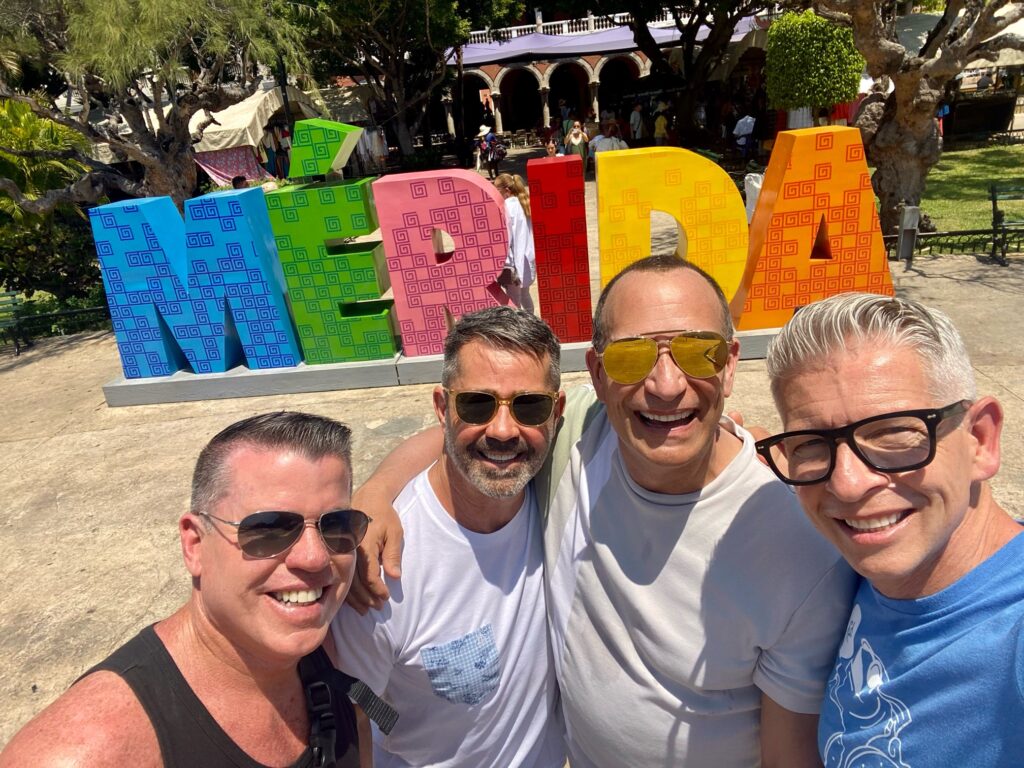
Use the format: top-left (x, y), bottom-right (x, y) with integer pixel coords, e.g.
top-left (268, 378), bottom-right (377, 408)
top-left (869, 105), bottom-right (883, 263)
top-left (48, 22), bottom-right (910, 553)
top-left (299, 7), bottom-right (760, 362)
top-left (89, 190), bottom-right (301, 379)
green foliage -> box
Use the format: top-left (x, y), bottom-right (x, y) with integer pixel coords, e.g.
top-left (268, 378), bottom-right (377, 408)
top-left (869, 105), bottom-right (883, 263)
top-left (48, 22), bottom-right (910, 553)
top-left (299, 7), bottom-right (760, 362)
top-left (0, 208), bottom-right (101, 301)
top-left (765, 10), bottom-right (864, 111)
top-left (310, 0), bottom-right (523, 154)
top-left (0, 97), bottom-right (99, 303)
top-left (0, 98), bottom-right (88, 220)
top-left (62, 0), bottom-right (310, 90)
top-left (15, 281), bottom-right (111, 337)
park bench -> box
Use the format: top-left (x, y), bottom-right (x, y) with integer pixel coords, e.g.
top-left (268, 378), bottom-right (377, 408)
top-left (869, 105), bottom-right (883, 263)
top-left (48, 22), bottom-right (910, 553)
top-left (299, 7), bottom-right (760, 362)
top-left (0, 290), bottom-right (27, 355)
top-left (989, 182), bottom-right (1024, 266)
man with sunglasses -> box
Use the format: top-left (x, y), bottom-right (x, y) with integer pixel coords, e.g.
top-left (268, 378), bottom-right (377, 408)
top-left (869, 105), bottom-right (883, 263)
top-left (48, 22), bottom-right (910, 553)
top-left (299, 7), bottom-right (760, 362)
top-left (331, 306), bottom-right (567, 767)
top-left (353, 256), bottom-right (854, 767)
top-left (0, 412), bottom-right (371, 767)
top-left (757, 293), bottom-right (1023, 766)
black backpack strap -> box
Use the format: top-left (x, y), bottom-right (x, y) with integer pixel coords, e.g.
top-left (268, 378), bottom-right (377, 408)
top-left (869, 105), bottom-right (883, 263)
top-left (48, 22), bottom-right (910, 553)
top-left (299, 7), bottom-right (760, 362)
top-left (299, 647), bottom-right (399, 740)
top-left (299, 650), bottom-right (338, 767)
top-left (337, 673), bottom-right (399, 736)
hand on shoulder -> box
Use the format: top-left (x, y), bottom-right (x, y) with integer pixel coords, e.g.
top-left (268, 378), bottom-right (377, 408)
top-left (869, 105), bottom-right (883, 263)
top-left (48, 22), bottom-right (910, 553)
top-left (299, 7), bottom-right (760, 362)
top-left (0, 671), bottom-right (160, 768)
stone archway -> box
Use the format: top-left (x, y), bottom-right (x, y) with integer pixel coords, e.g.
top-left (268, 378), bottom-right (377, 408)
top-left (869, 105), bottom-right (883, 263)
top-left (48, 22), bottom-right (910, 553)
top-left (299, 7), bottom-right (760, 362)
top-left (494, 66), bottom-right (543, 133)
top-left (597, 55), bottom-right (642, 121)
top-left (546, 60), bottom-right (592, 131)
top-left (459, 71), bottom-right (494, 139)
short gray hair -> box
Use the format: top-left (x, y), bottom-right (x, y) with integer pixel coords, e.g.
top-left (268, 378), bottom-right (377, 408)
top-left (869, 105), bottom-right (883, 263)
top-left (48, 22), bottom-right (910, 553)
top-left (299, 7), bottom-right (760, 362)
top-left (191, 411), bottom-right (353, 517)
top-left (766, 293), bottom-right (976, 404)
top-left (441, 306), bottom-right (561, 389)
top-left (591, 255), bottom-right (734, 350)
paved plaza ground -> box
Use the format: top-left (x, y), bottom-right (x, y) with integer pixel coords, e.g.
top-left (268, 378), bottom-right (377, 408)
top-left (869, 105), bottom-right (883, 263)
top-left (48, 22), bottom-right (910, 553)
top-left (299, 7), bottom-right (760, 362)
top-left (1, 149), bottom-right (1023, 746)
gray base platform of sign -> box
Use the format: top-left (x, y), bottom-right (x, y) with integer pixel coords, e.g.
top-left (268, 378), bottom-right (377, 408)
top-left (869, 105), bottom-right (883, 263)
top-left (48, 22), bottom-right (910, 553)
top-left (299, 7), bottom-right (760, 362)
top-left (103, 330), bottom-right (777, 407)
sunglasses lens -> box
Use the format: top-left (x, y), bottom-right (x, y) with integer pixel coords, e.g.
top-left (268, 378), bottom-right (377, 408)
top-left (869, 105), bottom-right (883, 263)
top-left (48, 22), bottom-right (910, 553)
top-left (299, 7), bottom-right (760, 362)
top-left (510, 393), bottom-right (555, 426)
top-left (670, 333), bottom-right (727, 378)
top-left (319, 509), bottom-right (371, 554)
top-left (236, 511), bottom-right (304, 558)
top-left (601, 338), bottom-right (658, 384)
top-left (454, 391), bottom-right (498, 424)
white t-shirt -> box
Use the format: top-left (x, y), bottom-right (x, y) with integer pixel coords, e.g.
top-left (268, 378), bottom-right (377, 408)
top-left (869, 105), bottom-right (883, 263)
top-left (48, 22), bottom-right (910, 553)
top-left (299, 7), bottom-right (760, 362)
top-left (536, 387), bottom-right (857, 768)
top-left (332, 469), bottom-right (564, 768)
top-left (504, 196), bottom-right (535, 288)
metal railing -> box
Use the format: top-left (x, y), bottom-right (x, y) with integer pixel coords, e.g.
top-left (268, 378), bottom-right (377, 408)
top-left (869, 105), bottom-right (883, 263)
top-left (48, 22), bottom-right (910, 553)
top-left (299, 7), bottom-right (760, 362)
top-left (468, 9), bottom-right (674, 44)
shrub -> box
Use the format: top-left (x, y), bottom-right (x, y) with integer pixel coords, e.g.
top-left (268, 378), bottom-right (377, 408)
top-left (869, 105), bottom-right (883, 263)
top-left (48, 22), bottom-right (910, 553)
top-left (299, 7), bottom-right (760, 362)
top-left (765, 10), bottom-right (865, 111)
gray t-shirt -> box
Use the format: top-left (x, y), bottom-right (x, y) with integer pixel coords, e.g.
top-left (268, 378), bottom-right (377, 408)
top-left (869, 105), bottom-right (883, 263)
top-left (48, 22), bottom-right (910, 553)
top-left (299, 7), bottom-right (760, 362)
top-left (537, 387), bottom-right (857, 767)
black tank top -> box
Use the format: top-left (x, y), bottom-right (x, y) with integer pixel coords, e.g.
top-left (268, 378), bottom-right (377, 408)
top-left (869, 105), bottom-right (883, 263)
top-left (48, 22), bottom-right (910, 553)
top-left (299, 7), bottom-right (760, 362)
top-left (81, 624), bottom-right (359, 768)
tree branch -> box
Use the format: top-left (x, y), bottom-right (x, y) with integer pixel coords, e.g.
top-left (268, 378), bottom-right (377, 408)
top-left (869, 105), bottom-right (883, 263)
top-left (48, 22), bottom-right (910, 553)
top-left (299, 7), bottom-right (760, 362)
top-left (0, 170), bottom-right (146, 216)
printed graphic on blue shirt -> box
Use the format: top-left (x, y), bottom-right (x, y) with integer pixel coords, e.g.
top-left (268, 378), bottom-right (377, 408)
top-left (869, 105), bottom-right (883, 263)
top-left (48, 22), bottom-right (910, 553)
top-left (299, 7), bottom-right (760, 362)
top-left (421, 624), bottom-right (501, 706)
top-left (821, 605), bottom-right (913, 768)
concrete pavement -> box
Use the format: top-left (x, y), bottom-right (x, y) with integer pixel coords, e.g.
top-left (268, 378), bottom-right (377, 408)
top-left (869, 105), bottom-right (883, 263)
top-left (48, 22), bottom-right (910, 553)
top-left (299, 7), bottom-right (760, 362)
top-left (1, 150), bottom-right (1022, 745)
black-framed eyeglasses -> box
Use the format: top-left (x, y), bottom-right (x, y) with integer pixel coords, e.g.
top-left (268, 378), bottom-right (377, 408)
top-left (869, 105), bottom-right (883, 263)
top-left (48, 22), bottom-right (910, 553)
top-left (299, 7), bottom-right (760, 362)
top-left (754, 401), bottom-right (972, 486)
top-left (198, 509), bottom-right (371, 559)
top-left (446, 389), bottom-right (558, 427)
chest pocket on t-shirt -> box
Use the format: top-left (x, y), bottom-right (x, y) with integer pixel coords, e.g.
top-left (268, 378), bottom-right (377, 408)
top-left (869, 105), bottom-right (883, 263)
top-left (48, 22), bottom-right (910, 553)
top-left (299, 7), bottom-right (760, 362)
top-left (421, 625), bottom-right (500, 706)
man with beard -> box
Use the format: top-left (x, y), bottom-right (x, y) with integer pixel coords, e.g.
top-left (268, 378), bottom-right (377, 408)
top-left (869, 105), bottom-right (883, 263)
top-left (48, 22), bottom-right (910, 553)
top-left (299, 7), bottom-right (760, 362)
top-left (353, 257), bottom-right (855, 767)
top-left (331, 306), bottom-right (567, 767)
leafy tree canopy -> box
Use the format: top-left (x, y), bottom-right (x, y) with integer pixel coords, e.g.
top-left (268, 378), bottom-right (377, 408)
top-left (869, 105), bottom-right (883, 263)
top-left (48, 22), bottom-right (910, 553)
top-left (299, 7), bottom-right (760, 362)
top-left (765, 10), bottom-right (863, 111)
top-left (0, 0), bottom-right (312, 210)
top-left (814, 0), bottom-right (1024, 232)
top-left (309, 0), bottom-right (523, 157)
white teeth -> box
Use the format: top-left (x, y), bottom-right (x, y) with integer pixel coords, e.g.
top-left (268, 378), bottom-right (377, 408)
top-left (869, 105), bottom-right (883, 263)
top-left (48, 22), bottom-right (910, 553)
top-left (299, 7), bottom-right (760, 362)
top-left (845, 513), bottom-right (904, 532)
top-left (273, 587), bottom-right (323, 605)
top-left (640, 411), bottom-right (693, 423)
top-left (482, 450), bottom-right (518, 461)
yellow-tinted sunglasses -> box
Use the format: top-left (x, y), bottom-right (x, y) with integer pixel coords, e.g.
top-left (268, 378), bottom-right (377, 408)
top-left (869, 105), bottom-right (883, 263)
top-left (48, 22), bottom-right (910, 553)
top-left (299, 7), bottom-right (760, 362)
top-left (596, 331), bottom-right (729, 384)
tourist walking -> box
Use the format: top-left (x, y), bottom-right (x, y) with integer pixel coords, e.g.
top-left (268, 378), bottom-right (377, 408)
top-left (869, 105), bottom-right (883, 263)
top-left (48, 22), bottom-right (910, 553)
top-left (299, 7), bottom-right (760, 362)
top-left (493, 173), bottom-right (536, 314)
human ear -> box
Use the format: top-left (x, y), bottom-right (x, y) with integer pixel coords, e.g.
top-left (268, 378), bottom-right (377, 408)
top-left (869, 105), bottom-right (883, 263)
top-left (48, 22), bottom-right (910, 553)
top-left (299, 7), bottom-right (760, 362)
top-left (432, 386), bottom-right (448, 427)
top-left (180, 513), bottom-right (205, 578)
top-left (966, 397), bottom-right (1003, 482)
top-left (585, 348), bottom-right (607, 402)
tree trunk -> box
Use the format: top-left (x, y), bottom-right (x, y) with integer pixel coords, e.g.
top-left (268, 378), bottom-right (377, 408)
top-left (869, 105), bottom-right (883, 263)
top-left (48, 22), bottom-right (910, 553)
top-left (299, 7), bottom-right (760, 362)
top-left (394, 119), bottom-right (416, 158)
top-left (143, 150), bottom-right (199, 211)
top-left (856, 90), bottom-right (941, 234)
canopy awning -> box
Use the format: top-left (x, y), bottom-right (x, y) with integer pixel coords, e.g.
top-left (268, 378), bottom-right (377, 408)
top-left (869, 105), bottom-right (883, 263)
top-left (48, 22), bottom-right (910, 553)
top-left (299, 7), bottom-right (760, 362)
top-left (190, 85), bottom-right (319, 152)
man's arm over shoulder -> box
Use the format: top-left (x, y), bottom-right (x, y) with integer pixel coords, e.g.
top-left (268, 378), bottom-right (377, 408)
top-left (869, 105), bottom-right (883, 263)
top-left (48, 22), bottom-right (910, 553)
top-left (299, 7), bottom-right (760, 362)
top-left (0, 671), bottom-right (160, 768)
top-left (349, 427), bottom-right (443, 612)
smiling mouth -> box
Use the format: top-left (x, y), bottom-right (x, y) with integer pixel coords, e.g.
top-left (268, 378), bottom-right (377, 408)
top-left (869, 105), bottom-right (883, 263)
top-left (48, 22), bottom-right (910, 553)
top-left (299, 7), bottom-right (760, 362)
top-left (271, 587), bottom-right (324, 606)
top-left (479, 448), bottom-right (521, 463)
top-left (637, 410), bottom-right (697, 428)
top-left (843, 512), bottom-right (908, 533)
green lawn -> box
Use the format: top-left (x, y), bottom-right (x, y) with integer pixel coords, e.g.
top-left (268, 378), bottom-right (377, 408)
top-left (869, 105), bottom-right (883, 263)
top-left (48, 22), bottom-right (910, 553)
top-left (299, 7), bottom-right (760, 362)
top-left (921, 144), bottom-right (1024, 232)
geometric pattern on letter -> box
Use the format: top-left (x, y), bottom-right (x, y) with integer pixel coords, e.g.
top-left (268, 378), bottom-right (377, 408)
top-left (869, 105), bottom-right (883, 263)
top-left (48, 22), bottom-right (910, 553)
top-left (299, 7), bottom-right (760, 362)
top-left (266, 177), bottom-right (397, 363)
top-left (596, 146), bottom-right (749, 301)
top-left (288, 118), bottom-right (363, 179)
top-left (738, 126), bottom-right (894, 331)
top-left (89, 189), bottom-right (301, 379)
top-left (373, 170), bottom-right (509, 356)
top-left (527, 154), bottom-right (593, 343)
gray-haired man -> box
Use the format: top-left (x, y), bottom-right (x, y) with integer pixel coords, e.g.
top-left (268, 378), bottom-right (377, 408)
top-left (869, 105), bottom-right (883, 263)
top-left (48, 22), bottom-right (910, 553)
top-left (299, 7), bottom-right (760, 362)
top-left (757, 293), bottom-right (1024, 766)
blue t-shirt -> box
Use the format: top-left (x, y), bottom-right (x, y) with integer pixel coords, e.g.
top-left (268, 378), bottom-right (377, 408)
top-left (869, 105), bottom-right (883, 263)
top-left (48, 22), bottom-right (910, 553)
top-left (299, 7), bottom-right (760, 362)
top-left (819, 528), bottom-right (1024, 767)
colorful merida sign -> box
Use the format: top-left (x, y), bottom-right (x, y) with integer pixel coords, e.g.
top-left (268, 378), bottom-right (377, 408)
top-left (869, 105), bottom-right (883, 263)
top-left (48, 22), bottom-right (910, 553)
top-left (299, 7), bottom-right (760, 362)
top-left (89, 119), bottom-right (893, 381)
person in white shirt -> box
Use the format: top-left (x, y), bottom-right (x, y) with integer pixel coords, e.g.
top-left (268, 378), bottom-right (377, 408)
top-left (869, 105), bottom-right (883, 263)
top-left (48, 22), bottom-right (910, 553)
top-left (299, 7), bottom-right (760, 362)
top-left (332, 307), bottom-right (566, 768)
top-left (494, 173), bottom-right (537, 314)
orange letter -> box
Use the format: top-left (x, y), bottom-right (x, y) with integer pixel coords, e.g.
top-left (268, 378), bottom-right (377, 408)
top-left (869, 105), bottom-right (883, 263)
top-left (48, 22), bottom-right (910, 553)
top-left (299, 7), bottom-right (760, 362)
top-left (736, 126), bottom-right (893, 330)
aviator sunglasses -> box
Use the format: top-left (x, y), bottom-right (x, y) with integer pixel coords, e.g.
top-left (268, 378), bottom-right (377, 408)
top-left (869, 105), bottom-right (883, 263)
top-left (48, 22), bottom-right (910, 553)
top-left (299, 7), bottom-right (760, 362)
top-left (446, 389), bottom-right (558, 427)
top-left (596, 331), bottom-right (730, 385)
top-left (199, 509), bottom-right (371, 559)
